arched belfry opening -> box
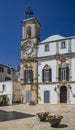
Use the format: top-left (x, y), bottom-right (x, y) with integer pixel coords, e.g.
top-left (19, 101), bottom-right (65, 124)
top-left (26, 26), bottom-right (31, 38)
top-left (60, 86), bottom-right (67, 103)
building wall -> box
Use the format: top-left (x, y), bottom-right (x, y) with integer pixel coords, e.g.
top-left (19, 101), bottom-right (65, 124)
top-left (59, 40), bottom-right (69, 54)
top-left (71, 39), bottom-right (75, 52)
top-left (38, 84), bottom-right (57, 104)
top-left (38, 60), bottom-right (56, 82)
top-left (0, 81), bottom-right (13, 105)
top-left (20, 61), bottom-right (38, 103)
top-left (0, 64), bottom-right (16, 82)
top-left (13, 81), bottom-right (22, 103)
top-left (38, 37), bottom-right (75, 57)
top-left (70, 84), bottom-right (75, 104)
top-left (37, 35), bottom-right (75, 104)
top-left (72, 58), bottom-right (75, 81)
top-left (38, 42), bottom-right (56, 57)
top-left (20, 16), bottom-right (75, 105)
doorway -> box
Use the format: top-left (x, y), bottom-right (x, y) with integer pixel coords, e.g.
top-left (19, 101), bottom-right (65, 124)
top-left (44, 91), bottom-right (50, 103)
top-left (26, 90), bottom-right (31, 103)
top-left (60, 86), bottom-right (67, 103)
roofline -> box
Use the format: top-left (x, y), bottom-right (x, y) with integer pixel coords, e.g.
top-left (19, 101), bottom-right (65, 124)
top-left (39, 35), bottom-right (75, 45)
top-left (0, 64), bottom-right (15, 70)
top-left (22, 17), bottom-right (41, 27)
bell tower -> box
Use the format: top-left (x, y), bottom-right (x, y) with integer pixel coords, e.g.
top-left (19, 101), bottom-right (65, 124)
top-left (20, 7), bottom-right (41, 104)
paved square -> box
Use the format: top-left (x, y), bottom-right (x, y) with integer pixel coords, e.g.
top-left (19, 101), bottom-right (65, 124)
top-left (0, 104), bottom-right (75, 130)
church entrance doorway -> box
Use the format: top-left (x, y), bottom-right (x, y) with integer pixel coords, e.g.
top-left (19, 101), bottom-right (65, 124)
top-left (60, 86), bottom-right (67, 103)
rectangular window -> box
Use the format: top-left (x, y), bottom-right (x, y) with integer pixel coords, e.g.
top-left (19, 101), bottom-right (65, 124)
top-left (61, 68), bottom-right (66, 80)
top-left (0, 66), bottom-right (4, 72)
top-left (42, 69), bottom-right (52, 82)
top-left (61, 41), bottom-right (66, 49)
top-left (2, 84), bottom-right (6, 92)
top-left (45, 44), bottom-right (49, 51)
top-left (44, 70), bottom-right (49, 82)
top-left (59, 67), bottom-right (69, 81)
top-left (24, 69), bottom-right (33, 83)
top-left (5, 77), bottom-right (11, 81)
top-left (7, 68), bottom-right (11, 74)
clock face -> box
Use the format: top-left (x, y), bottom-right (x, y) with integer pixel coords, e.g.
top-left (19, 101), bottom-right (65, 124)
top-left (25, 45), bottom-right (32, 54)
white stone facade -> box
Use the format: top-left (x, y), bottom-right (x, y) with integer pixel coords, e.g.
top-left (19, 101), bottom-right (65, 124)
top-left (38, 35), bottom-right (75, 104)
top-left (0, 81), bottom-right (13, 105)
top-left (20, 16), bottom-right (75, 104)
top-left (0, 64), bottom-right (16, 82)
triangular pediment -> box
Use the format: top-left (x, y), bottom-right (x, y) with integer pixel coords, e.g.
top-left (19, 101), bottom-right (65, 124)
top-left (41, 34), bottom-right (65, 43)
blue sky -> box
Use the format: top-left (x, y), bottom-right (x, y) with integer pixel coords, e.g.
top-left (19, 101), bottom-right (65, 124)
top-left (0, 0), bottom-right (75, 69)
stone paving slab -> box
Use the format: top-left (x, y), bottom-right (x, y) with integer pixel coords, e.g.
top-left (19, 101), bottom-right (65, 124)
top-left (32, 115), bottom-right (75, 130)
top-left (0, 104), bottom-right (75, 130)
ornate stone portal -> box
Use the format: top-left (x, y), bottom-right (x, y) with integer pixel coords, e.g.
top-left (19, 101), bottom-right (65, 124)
top-left (56, 57), bottom-right (71, 104)
top-left (57, 84), bottom-right (70, 103)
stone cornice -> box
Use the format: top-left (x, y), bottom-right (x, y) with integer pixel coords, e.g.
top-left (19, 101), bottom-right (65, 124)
top-left (22, 17), bottom-right (41, 28)
top-left (20, 58), bottom-right (37, 63)
top-left (20, 52), bottom-right (75, 62)
top-left (38, 81), bottom-right (75, 85)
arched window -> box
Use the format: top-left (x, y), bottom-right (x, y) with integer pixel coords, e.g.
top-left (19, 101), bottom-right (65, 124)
top-left (26, 26), bottom-right (31, 38)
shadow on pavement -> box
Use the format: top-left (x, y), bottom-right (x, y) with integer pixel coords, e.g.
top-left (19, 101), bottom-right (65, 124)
top-left (52, 124), bottom-right (68, 128)
top-left (0, 110), bottom-right (35, 122)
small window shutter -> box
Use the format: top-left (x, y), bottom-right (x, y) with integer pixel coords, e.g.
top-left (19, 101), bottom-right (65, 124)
top-left (66, 67), bottom-right (69, 81)
top-left (59, 68), bottom-right (61, 81)
top-left (24, 70), bottom-right (26, 83)
top-left (42, 69), bottom-right (44, 82)
top-left (49, 68), bottom-right (52, 82)
top-left (29, 69), bottom-right (33, 83)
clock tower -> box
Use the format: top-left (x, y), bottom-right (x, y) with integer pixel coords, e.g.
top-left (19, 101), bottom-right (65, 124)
top-left (20, 8), bottom-right (41, 104)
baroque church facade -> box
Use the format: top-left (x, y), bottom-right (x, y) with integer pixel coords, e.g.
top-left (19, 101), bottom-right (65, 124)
top-left (20, 15), bottom-right (75, 104)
